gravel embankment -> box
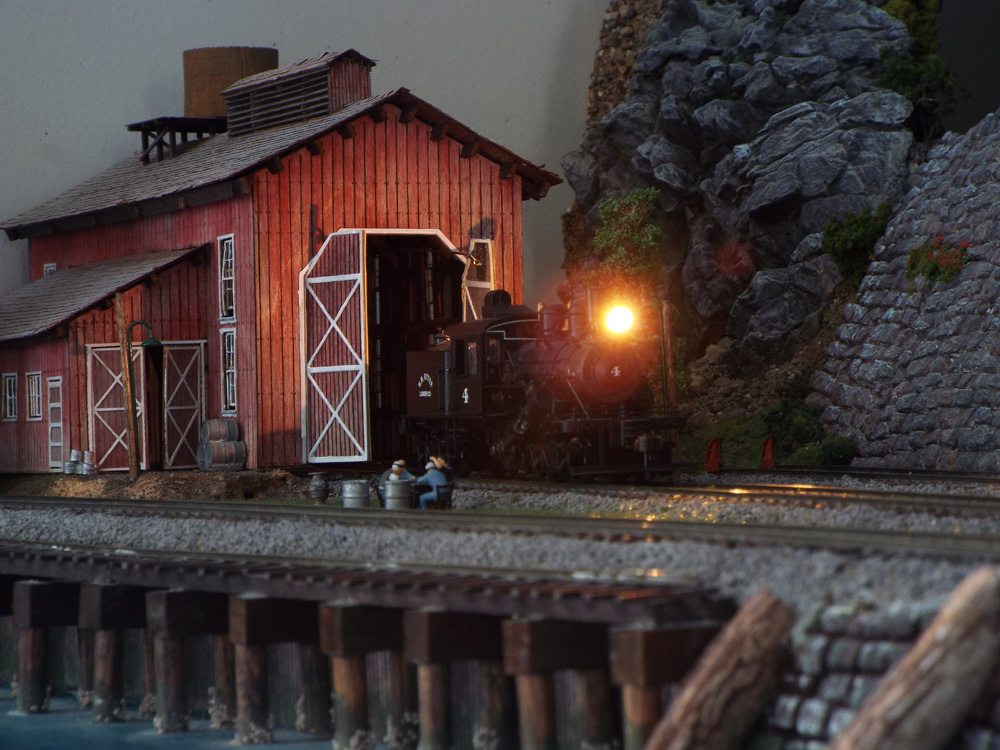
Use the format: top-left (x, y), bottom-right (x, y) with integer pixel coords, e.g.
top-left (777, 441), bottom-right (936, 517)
top-left (2, 472), bottom-right (998, 620)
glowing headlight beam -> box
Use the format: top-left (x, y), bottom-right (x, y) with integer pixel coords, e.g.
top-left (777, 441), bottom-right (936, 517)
top-left (605, 305), bottom-right (634, 334)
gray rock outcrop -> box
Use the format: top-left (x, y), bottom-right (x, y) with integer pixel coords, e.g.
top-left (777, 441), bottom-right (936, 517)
top-left (811, 112), bottom-right (1000, 471)
top-left (563, 0), bottom-right (915, 360)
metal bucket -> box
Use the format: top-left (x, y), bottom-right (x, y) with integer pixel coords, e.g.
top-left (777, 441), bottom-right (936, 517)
top-left (308, 472), bottom-right (330, 502)
top-left (340, 480), bottom-right (370, 508)
top-left (384, 481), bottom-right (413, 510)
top-left (63, 461), bottom-right (77, 475)
top-left (69, 449), bottom-right (82, 463)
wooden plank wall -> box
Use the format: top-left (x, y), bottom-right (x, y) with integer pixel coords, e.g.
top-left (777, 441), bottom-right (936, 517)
top-left (16, 199), bottom-right (254, 469)
top-left (328, 60), bottom-right (371, 112)
top-left (26, 196), bottom-right (258, 466)
top-left (63, 259), bottom-right (210, 465)
top-left (252, 103), bottom-right (524, 467)
top-left (0, 338), bottom-right (66, 472)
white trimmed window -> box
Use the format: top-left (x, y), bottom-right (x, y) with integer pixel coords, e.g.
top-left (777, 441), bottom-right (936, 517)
top-left (43, 263), bottom-right (58, 276)
top-left (221, 329), bottom-right (237, 415)
top-left (219, 234), bottom-right (236, 321)
top-left (26, 372), bottom-right (42, 421)
top-left (2, 373), bottom-right (16, 421)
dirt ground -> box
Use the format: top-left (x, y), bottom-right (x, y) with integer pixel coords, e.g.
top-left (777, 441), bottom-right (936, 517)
top-left (0, 468), bottom-right (315, 502)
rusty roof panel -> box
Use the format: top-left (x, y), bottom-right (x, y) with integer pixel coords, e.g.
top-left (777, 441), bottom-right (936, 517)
top-left (0, 247), bottom-right (202, 343)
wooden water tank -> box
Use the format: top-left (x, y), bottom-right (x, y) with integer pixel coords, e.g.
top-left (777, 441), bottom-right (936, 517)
top-left (183, 47), bottom-right (278, 118)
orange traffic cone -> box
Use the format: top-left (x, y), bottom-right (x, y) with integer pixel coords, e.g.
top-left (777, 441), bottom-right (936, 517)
top-left (761, 434), bottom-right (777, 470)
top-left (706, 437), bottom-right (723, 474)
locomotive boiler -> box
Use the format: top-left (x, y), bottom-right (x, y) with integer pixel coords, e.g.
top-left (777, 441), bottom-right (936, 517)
top-left (405, 290), bottom-right (684, 480)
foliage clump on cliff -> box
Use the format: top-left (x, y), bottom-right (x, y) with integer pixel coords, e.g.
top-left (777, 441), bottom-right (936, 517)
top-left (822, 203), bottom-right (893, 288)
top-left (879, 0), bottom-right (959, 140)
top-left (589, 187), bottom-right (664, 299)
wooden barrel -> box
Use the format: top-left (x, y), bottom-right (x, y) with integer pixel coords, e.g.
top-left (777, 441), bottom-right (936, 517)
top-left (198, 440), bottom-right (246, 470)
top-left (201, 418), bottom-right (241, 443)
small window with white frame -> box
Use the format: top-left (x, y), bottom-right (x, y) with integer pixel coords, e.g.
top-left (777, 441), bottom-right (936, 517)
top-left (43, 263), bottom-right (58, 276)
top-left (2, 373), bottom-right (17, 421)
top-left (221, 329), bottom-right (237, 415)
top-left (218, 234), bottom-right (236, 321)
top-left (26, 372), bottom-right (42, 421)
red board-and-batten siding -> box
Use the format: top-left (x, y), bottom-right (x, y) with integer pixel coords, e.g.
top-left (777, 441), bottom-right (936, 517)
top-left (0, 338), bottom-right (64, 472)
top-left (252, 103), bottom-right (524, 467)
top-left (23, 197), bottom-right (256, 465)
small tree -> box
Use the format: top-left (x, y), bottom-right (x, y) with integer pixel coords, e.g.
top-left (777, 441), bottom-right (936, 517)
top-left (878, 46), bottom-right (958, 141)
top-left (822, 203), bottom-right (893, 288)
top-left (589, 187), bottom-right (663, 299)
top-left (884, 0), bottom-right (941, 56)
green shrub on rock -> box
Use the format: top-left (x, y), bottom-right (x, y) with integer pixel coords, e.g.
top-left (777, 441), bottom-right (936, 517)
top-left (821, 203), bottom-right (893, 288)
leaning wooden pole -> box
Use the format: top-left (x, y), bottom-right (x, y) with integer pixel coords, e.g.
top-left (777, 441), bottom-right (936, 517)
top-left (644, 589), bottom-right (793, 750)
top-left (115, 293), bottom-right (140, 480)
top-left (829, 567), bottom-right (1000, 750)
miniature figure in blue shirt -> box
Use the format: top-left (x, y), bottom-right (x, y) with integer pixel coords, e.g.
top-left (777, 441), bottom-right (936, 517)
top-left (413, 461), bottom-right (449, 509)
top-left (378, 459), bottom-right (414, 504)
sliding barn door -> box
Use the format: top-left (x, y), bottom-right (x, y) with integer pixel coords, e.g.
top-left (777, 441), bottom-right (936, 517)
top-left (162, 343), bottom-right (204, 469)
top-left (87, 344), bottom-right (146, 471)
top-left (300, 230), bottom-right (369, 463)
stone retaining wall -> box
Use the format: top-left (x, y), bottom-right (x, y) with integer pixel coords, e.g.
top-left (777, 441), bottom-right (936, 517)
top-left (811, 110), bottom-right (1000, 470)
top-left (750, 600), bottom-right (1000, 750)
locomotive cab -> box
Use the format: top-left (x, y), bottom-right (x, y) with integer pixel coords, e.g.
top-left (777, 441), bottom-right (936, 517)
top-left (406, 316), bottom-right (535, 420)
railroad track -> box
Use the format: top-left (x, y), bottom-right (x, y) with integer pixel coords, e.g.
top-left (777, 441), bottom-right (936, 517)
top-left (4, 489), bottom-right (1000, 562)
top-left (1, 481), bottom-right (997, 749)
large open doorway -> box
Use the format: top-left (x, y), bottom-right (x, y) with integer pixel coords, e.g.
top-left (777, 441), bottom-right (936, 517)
top-left (366, 232), bottom-right (466, 458)
top-left (300, 229), bottom-right (476, 465)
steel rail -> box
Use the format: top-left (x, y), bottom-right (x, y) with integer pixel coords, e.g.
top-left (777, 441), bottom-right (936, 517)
top-left (454, 477), bottom-right (1000, 516)
top-left (3, 494), bottom-right (1000, 561)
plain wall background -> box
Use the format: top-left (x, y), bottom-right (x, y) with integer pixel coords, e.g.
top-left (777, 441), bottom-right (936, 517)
top-left (0, 0), bottom-right (606, 304)
top-left (1, 1), bottom-right (996, 304)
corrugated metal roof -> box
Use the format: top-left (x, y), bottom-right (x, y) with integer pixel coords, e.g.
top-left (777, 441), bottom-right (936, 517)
top-left (0, 247), bottom-right (202, 343)
top-left (1, 89), bottom-right (561, 239)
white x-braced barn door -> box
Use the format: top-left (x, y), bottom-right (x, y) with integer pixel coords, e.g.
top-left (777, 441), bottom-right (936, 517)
top-left (88, 344), bottom-right (146, 471)
top-left (300, 230), bottom-right (369, 463)
top-left (163, 343), bottom-right (205, 469)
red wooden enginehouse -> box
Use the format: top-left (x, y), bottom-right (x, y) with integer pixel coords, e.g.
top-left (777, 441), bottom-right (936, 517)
top-left (0, 48), bottom-right (560, 473)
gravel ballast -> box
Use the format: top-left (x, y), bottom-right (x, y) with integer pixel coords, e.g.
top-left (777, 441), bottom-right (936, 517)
top-left (2, 472), bottom-right (998, 620)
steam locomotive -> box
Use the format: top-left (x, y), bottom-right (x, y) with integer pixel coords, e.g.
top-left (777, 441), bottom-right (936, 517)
top-left (404, 290), bottom-right (684, 480)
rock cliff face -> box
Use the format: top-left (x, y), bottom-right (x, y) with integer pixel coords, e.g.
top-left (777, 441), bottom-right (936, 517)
top-left (562, 0), bottom-right (914, 359)
top-left (811, 114), bottom-right (1000, 471)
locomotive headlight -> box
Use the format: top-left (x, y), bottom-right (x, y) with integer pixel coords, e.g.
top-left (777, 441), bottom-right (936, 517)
top-left (605, 306), bottom-right (634, 334)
